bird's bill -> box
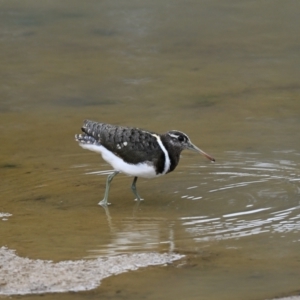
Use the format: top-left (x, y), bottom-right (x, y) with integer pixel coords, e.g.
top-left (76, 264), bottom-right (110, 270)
top-left (187, 142), bottom-right (215, 162)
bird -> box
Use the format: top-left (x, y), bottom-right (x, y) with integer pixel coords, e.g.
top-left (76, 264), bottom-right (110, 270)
top-left (75, 120), bottom-right (215, 206)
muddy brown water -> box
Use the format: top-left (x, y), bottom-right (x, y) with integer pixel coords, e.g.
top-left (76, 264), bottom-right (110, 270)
top-left (1, 0), bottom-right (300, 299)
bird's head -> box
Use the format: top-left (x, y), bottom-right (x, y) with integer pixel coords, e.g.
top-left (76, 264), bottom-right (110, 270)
top-left (166, 130), bottom-right (215, 162)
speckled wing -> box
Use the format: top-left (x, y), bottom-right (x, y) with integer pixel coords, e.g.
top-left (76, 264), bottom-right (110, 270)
top-left (80, 120), bottom-right (164, 166)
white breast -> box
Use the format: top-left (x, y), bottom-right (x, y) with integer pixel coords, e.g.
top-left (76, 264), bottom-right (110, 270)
top-left (79, 143), bottom-right (159, 178)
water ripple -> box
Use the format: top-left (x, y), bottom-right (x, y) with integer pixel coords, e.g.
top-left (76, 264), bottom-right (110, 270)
top-left (180, 151), bottom-right (300, 243)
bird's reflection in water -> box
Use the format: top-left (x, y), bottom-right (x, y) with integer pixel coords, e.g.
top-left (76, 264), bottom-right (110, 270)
top-left (100, 204), bottom-right (114, 233)
top-left (86, 203), bottom-right (175, 258)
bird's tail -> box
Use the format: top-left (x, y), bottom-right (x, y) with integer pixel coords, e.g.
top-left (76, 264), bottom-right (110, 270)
top-left (81, 120), bottom-right (104, 135)
top-left (75, 133), bottom-right (100, 145)
top-left (75, 120), bottom-right (105, 145)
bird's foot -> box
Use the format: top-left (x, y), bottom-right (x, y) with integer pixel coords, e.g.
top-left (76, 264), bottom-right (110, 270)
top-left (98, 199), bottom-right (111, 206)
top-left (134, 197), bottom-right (144, 202)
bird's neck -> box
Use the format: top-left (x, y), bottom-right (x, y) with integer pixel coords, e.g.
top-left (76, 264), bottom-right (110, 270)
top-left (160, 135), bottom-right (181, 173)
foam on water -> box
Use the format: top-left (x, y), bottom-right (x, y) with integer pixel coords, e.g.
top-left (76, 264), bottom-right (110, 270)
top-left (0, 247), bottom-right (183, 296)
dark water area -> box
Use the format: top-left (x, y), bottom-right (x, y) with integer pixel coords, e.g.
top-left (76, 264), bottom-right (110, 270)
top-left (1, 1), bottom-right (300, 299)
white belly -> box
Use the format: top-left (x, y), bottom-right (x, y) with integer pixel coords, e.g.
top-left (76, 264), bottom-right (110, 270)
top-left (79, 143), bottom-right (159, 178)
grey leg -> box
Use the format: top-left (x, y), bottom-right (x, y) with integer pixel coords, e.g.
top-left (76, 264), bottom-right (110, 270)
top-left (98, 171), bottom-right (119, 206)
top-left (131, 177), bottom-right (144, 201)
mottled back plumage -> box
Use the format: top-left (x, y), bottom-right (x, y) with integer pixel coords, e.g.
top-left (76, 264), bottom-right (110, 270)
top-left (77, 120), bottom-right (167, 174)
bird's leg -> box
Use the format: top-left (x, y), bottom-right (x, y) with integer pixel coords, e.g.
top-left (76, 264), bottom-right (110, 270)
top-left (99, 171), bottom-right (119, 206)
top-left (131, 177), bottom-right (144, 201)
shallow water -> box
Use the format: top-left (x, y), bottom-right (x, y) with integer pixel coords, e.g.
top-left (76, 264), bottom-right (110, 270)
top-left (1, 0), bottom-right (300, 299)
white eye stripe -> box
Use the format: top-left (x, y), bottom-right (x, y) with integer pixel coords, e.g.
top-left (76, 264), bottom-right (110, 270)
top-left (168, 133), bottom-right (179, 139)
top-left (168, 133), bottom-right (189, 141)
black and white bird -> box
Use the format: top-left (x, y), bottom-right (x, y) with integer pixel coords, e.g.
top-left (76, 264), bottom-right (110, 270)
top-left (75, 120), bottom-right (215, 206)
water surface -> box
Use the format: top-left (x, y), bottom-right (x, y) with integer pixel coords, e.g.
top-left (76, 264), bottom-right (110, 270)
top-left (1, 0), bottom-right (300, 299)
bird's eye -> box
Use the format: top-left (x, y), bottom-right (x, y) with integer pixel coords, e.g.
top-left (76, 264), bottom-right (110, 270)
top-left (178, 135), bottom-right (185, 142)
